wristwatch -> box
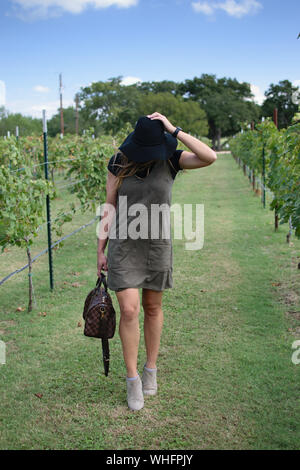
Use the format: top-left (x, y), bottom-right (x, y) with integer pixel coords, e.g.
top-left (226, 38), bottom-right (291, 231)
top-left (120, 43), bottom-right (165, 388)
top-left (172, 127), bottom-right (182, 138)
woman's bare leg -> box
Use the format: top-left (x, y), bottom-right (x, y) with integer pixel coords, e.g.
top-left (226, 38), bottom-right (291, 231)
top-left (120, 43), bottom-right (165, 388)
top-left (142, 289), bottom-right (164, 369)
top-left (116, 288), bottom-right (140, 378)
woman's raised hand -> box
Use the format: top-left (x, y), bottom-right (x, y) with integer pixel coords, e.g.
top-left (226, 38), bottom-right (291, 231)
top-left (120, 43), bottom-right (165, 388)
top-left (147, 112), bottom-right (176, 135)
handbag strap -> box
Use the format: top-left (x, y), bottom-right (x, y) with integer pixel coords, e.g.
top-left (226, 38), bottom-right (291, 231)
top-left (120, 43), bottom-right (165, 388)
top-left (96, 272), bottom-right (108, 292)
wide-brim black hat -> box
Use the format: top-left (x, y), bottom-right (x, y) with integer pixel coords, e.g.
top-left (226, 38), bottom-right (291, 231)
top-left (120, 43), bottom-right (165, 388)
top-left (118, 116), bottom-right (177, 163)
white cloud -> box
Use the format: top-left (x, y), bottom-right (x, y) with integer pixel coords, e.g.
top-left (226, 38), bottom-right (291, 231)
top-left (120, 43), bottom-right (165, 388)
top-left (33, 85), bottom-right (50, 93)
top-left (192, 2), bottom-right (215, 15)
top-left (0, 81), bottom-right (6, 107)
top-left (121, 76), bottom-right (142, 86)
top-left (10, 0), bottom-right (138, 19)
top-left (31, 99), bottom-right (73, 116)
top-left (192, 0), bottom-right (263, 18)
top-left (293, 80), bottom-right (300, 89)
top-left (248, 82), bottom-right (300, 107)
top-left (292, 81), bottom-right (300, 105)
top-left (6, 98), bottom-right (74, 118)
top-left (249, 84), bottom-right (265, 105)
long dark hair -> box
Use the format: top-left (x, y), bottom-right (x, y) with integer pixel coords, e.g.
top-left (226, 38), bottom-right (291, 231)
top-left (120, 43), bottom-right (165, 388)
top-left (111, 150), bottom-right (176, 190)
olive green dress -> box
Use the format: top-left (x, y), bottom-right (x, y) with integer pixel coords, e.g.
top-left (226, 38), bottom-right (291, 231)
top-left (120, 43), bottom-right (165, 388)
top-left (106, 153), bottom-right (182, 292)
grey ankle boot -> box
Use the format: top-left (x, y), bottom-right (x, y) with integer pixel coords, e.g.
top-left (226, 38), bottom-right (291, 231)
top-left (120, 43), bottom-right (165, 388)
top-left (142, 365), bottom-right (157, 396)
top-left (126, 375), bottom-right (144, 411)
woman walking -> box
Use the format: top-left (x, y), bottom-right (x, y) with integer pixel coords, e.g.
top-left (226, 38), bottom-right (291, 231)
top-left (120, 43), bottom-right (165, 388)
top-left (97, 112), bottom-right (217, 411)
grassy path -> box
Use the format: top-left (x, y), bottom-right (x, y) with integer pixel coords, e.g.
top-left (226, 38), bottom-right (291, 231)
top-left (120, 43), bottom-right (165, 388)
top-left (0, 154), bottom-right (299, 450)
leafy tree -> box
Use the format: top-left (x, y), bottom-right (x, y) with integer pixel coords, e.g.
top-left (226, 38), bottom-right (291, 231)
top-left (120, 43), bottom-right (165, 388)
top-left (292, 104), bottom-right (300, 124)
top-left (137, 92), bottom-right (208, 136)
top-left (78, 77), bottom-right (141, 135)
top-left (0, 107), bottom-right (42, 136)
top-left (47, 106), bottom-right (85, 137)
top-left (77, 75), bottom-right (264, 146)
top-left (261, 80), bottom-right (299, 129)
top-left (178, 74), bottom-right (260, 149)
top-left (78, 77), bottom-right (209, 136)
top-left (138, 80), bottom-right (179, 95)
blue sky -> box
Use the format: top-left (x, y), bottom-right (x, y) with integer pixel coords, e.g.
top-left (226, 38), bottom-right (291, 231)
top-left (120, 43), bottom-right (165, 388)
top-left (0, 0), bottom-right (299, 119)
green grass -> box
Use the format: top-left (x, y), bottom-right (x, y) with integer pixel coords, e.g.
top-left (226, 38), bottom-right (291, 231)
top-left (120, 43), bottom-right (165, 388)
top-left (0, 154), bottom-right (299, 450)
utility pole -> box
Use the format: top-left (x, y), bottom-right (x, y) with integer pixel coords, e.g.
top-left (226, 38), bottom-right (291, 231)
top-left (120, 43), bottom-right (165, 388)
top-left (75, 94), bottom-right (79, 135)
top-left (59, 73), bottom-right (64, 138)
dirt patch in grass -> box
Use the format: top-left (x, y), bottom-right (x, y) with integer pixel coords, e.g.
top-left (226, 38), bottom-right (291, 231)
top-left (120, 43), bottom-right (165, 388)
top-left (276, 279), bottom-right (299, 305)
top-left (285, 291), bottom-right (300, 305)
top-left (271, 248), bottom-right (300, 336)
top-left (0, 321), bottom-right (17, 336)
top-left (286, 310), bottom-right (300, 321)
top-left (287, 326), bottom-right (300, 336)
top-left (272, 247), bottom-right (300, 307)
top-left (5, 340), bottom-right (18, 352)
top-left (285, 309), bottom-right (300, 336)
top-left (0, 320), bottom-right (17, 327)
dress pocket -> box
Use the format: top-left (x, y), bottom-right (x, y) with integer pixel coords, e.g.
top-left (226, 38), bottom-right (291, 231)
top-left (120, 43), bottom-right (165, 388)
top-left (107, 238), bottom-right (138, 270)
top-left (148, 240), bottom-right (172, 272)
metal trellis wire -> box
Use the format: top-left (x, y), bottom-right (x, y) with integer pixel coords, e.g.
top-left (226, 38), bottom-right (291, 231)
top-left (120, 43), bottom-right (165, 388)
top-left (0, 216), bottom-right (99, 287)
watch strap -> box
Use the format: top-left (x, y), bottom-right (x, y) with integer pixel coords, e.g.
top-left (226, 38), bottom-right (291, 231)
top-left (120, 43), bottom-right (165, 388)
top-left (172, 127), bottom-right (182, 138)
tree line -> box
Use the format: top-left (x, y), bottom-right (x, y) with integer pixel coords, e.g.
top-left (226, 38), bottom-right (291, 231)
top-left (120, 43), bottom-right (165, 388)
top-left (0, 75), bottom-right (298, 150)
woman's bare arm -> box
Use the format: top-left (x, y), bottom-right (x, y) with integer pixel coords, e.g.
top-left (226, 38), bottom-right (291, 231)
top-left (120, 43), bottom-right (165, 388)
top-left (176, 131), bottom-right (217, 169)
top-left (97, 171), bottom-right (118, 275)
top-left (147, 111), bottom-right (217, 169)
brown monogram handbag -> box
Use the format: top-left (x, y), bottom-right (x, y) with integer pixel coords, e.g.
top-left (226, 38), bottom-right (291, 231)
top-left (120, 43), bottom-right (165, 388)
top-left (83, 272), bottom-right (116, 376)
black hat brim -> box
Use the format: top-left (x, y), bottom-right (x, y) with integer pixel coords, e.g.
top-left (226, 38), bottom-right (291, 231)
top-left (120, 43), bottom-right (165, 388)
top-left (118, 132), bottom-right (177, 163)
